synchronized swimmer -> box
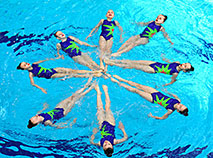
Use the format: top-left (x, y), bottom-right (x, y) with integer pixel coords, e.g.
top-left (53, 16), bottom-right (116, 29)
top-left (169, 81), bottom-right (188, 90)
top-left (111, 14), bottom-right (173, 57)
top-left (27, 77), bottom-right (95, 129)
top-left (17, 11), bottom-right (195, 157)
top-left (54, 31), bottom-right (100, 70)
top-left (90, 84), bottom-right (128, 157)
top-left (105, 58), bottom-right (194, 86)
top-left (86, 10), bottom-right (123, 70)
top-left (17, 58), bottom-right (101, 94)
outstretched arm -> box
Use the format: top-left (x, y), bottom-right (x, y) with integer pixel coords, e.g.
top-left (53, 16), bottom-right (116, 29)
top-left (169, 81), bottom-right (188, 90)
top-left (29, 73), bottom-right (47, 94)
top-left (160, 27), bottom-right (173, 45)
top-left (163, 73), bottom-right (178, 86)
top-left (90, 128), bottom-right (101, 146)
top-left (135, 20), bottom-right (153, 26)
top-left (163, 90), bottom-right (181, 102)
top-left (114, 122), bottom-right (128, 145)
top-left (33, 58), bottom-right (57, 65)
top-left (37, 103), bottom-right (49, 114)
top-left (115, 20), bottom-right (123, 42)
top-left (69, 36), bottom-right (98, 48)
top-left (85, 19), bottom-right (104, 40)
top-left (148, 110), bottom-right (173, 120)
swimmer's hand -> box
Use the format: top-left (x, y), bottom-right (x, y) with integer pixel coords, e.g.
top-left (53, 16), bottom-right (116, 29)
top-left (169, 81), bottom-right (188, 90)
top-left (92, 128), bottom-right (98, 135)
top-left (43, 103), bottom-right (49, 109)
top-left (41, 88), bottom-right (47, 94)
top-left (148, 112), bottom-right (154, 118)
top-left (58, 55), bottom-right (64, 59)
top-left (85, 35), bottom-right (92, 41)
top-left (69, 118), bottom-right (77, 128)
top-left (119, 37), bottom-right (124, 43)
top-left (118, 121), bottom-right (124, 130)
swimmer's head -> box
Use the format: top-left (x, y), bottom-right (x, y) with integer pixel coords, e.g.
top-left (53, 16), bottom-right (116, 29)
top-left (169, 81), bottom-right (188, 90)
top-left (179, 63), bottom-right (194, 72)
top-left (176, 104), bottom-right (188, 116)
top-left (155, 14), bottom-right (167, 24)
top-left (103, 140), bottom-right (113, 157)
top-left (54, 31), bottom-right (66, 40)
top-left (27, 115), bottom-right (40, 129)
top-left (106, 10), bottom-right (115, 19)
top-left (17, 62), bottom-right (31, 70)
top-left (179, 108), bottom-right (188, 116)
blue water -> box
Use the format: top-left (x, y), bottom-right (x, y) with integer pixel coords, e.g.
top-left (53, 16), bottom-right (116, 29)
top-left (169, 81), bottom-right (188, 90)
top-left (0, 0), bottom-right (212, 157)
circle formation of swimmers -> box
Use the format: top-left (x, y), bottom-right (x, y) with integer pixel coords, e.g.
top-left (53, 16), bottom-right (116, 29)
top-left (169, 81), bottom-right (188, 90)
top-left (17, 10), bottom-right (194, 157)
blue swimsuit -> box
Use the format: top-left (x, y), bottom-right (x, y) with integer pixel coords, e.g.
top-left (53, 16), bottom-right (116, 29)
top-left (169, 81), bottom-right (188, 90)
top-left (100, 19), bottom-right (116, 41)
top-left (140, 21), bottom-right (161, 39)
top-left (151, 92), bottom-right (180, 111)
top-left (149, 62), bottom-right (180, 75)
top-left (100, 121), bottom-right (115, 147)
top-left (60, 37), bottom-right (82, 58)
top-left (38, 108), bottom-right (64, 124)
top-left (29, 64), bottom-right (57, 79)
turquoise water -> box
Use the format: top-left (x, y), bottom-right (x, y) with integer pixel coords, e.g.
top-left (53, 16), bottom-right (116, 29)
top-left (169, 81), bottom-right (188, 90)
top-left (0, 0), bottom-right (212, 157)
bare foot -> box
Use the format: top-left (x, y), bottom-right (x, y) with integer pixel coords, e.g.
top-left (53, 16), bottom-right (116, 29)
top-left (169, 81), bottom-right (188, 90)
top-left (95, 84), bottom-right (100, 92)
top-left (102, 85), bottom-right (108, 91)
top-left (113, 75), bottom-right (125, 82)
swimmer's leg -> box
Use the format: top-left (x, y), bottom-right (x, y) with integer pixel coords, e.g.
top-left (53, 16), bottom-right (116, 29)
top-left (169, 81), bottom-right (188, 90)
top-left (113, 75), bottom-right (158, 93)
top-left (57, 77), bottom-right (93, 115)
top-left (103, 85), bottom-right (115, 126)
top-left (99, 36), bottom-right (107, 70)
top-left (104, 38), bottom-right (113, 71)
top-left (54, 68), bottom-right (95, 74)
top-left (105, 62), bottom-right (155, 73)
top-left (95, 84), bottom-right (105, 129)
top-left (117, 35), bottom-right (137, 52)
top-left (110, 77), bottom-right (153, 102)
top-left (81, 53), bottom-right (101, 70)
top-left (112, 36), bottom-right (148, 56)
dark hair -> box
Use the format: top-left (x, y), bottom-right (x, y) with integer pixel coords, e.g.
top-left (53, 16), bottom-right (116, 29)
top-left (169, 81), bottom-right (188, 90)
top-left (54, 31), bottom-right (59, 37)
top-left (16, 63), bottom-right (24, 70)
top-left (104, 148), bottom-right (113, 157)
top-left (162, 15), bottom-right (167, 22)
top-left (186, 66), bottom-right (194, 72)
top-left (179, 108), bottom-right (188, 116)
top-left (27, 120), bottom-right (38, 129)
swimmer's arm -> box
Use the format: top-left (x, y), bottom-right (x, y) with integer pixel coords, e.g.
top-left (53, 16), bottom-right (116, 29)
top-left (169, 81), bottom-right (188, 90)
top-left (90, 128), bottom-right (101, 146)
top-left (164, 90), bottom-right (181, 102)
top-left (149, 111), bottom-right (173, 120)
top-left (114, 121), bottom-right (128, 144)
top-left (160, 27), bottom-right (174, 45)
top-left (29, 73), bottom-right (47, 94)
top-left (163, 73), bottom-right (178, 86)
top-left (70, 36), bottom-right (98, 48)
top-left (37, 103), bottom-right (49, 114)
top-left (45, 121), bottom-right (67, 129)
top-left (115, 21), bottom-right (123, 42)
top-left (56, 43), bottom-right (64, 59)
top-left (136, 20), bottom-right (153, 26)
top-left (86, 19), bottom-right (104, 40)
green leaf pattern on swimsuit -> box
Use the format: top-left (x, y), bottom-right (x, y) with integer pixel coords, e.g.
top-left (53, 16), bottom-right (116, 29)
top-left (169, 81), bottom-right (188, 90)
top-left (155, 64), bottom-right (171, 75)
top-left (101, 125), bottom-right (112, 138)
top-left (44, 109), bottom-right (60, 119)
top-left (64, 41), bottom-right (80, 55)
top-left (154, 95), bottom-right (171, 108)
top-left (143, 27), bottom-right (158, 39)
top-left (103, 23), bottom-right (115, 37)
top-left (37, 66), bottom-right (53, 75)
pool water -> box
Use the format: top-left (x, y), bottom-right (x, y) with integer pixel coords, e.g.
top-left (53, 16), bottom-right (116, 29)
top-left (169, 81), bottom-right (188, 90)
top-left (0, 0), bottom-right (212, 157)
